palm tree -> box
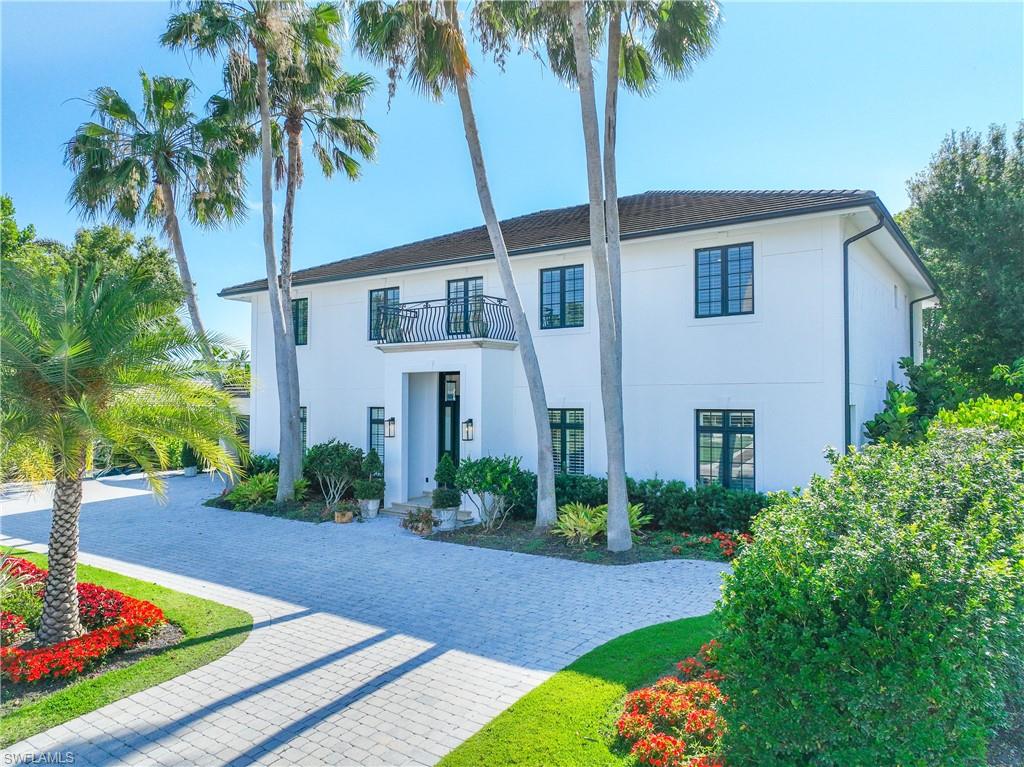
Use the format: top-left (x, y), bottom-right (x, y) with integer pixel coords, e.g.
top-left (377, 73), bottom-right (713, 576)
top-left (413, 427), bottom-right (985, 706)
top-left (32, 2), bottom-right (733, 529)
top-left (479, 0), bottom-right (718, 551)
top-left (0, 260), bottom-right (242, 644)
top-left (354, 0), bottom-right (559, 530)
top-left (162, 1), bottom-right (306, 501)
top-left (65, 72), bottom-right (252, 361)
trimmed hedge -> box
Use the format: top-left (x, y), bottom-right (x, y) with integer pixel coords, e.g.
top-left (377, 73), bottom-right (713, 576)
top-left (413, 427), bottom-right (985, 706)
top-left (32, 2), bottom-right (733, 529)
top-left (716, 424), bottom-right (1024, 766)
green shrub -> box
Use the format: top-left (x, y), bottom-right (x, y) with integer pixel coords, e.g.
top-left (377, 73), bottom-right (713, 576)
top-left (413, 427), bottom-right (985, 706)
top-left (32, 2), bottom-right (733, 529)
top-left (506, 467), bottom-right (537, 520)
top-left (627, 477), bottom-right (691, 527)
top-left (432, 486), bottom-right (462, 509)
top-left (434, 453), bottom-right (457, 488)
top-left (362, 448), bottom-right (383, 479)
top-left (716, 426), bottom-right (1024, 766)
top-left (936, 392), bottom-right (1024, 434)
top-left (244, 453), bottom-right (279, 475)
top-left (455, 455), bottom-right (526, 529)
top-left (303, 440), bottom-right (363, 507)
top-left (225, 472), bottom-right (308, 510)
top-left (552, 502), bottom-right (652, 545)
top-left (353, 478), bottom-right (384, 500)
top-left (1, 584), bottom-right (43, 630)
top-left (662, 484), bottom-right (766, 534)
top-left (181, 442), bottom-right (197, 469)
top-left (555, 472), bottom-right (607, 507)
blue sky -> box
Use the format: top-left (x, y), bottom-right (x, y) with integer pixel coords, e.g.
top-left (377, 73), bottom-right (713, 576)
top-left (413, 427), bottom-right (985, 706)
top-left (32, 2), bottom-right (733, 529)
top-left (3, 2), bottom-right (1022, 349)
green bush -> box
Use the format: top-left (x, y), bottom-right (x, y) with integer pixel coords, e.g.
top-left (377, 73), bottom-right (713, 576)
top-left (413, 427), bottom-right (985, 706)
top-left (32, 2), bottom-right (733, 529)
top-left (353, 478), bottom-right (384, 500)
top-left (661, 484), bottom-right (766, 534)
top-left (432, 486), bottom-right (462, 509)
top-left (716, 425), bottom-right (1024, 766)
top-left (455, 455), bottom-right (528, 529)
top-left (936, 392), bottom-right (1024, 434)
top-left (303, 440), bottom-right (363, 507)
top-left (362, 448), bottom-right (383, 479)
top-left (225, 472), bottom-right (309, 510)
top-left (244, 453), bottom-right (279, 475)
top-left (627, 477), bottom-right (693, 527)
top-left (552, 501), bottom-right (653, 545)
top-left (555, 472), bottom-right (607, 507)
top-left (506, 467), bottom-right (537, 520)
top-left (434, 453), bottom-right (457, 487)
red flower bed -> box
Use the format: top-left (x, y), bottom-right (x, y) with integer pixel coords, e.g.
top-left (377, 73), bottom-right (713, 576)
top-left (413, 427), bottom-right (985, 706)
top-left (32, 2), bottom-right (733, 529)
top-left (0, 612), bottom-right (28, 645)
top-left (4, 556), bottom-right (47, 585)
top-left (0, 557), bottom-right (165, 684)
top-left (617, 640), bottom-right (728, 767)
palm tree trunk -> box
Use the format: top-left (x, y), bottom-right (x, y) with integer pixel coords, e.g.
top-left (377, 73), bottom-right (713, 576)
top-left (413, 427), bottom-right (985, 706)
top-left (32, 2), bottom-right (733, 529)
top-left (256, 43), bottom-right (300, 503)
top-left (278, 123), bottom-right (304, 485)
top-left (569, 0), bottom-right (631, 552)
top-left (160, 181), bottom-right (214, 364)
top-left (604, 9), bottom-right (623, 339)
top-left (37, 472), bottom-right (84, 645)
top-left (451, 50), bottom-right (557, 530)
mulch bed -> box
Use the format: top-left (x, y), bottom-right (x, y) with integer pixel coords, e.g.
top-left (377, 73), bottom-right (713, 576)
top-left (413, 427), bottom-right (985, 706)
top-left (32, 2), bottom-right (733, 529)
top-left (428, 520), bottom-right (730, 565)
top-left (1, 621), bottom-right (184, 713)
top-left (203, 495), bottom-right (333, 523)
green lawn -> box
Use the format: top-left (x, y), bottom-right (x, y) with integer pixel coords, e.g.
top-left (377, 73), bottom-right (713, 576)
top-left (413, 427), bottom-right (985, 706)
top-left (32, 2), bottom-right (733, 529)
top-left (439, 613), bottom-right (720, 767)
top-left (0, 550), bottom-right (252, 748)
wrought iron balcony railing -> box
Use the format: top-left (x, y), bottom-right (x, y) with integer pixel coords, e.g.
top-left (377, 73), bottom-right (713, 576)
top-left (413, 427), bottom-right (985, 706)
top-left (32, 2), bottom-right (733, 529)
top-left (374, 295), bottom-right (516, 345)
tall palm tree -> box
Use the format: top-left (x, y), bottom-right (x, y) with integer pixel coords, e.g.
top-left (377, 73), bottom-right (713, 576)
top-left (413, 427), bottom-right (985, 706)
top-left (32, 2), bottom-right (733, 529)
top-left (479, 0), bottom-right (718, 551)
top-left (65, 72), bottom-right (252, 361)
top-left (0, 260), bottom-right (242, 644)
top-left (354, 0), bottom-right (559, 530)
top-left (163, 1), bottom-right (306, 500)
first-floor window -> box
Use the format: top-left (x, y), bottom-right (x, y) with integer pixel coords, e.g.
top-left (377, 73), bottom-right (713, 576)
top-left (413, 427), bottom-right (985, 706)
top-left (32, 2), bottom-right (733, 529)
top-left (299, 406), bottom-right (308, 453)
top-left (549, 408), bottom-right (584, 475)
top-left (368, 407), bottom-right (385, 460)
top-left (292, 298), bottom-right (309, 345)
top-left (696, 410), bottom-right (754, 491)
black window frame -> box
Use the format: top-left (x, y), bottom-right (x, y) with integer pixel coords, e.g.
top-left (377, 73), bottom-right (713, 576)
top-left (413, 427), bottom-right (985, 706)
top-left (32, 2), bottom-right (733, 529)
top-left (368, 287), bottom-right (400, 341)
top-left (539, 264), bottom-right (585, 329)
top-left (368, 406), bottom-right (385, 462)
top-left (299, 406), bottom-right (308, 453)
top-left (694, 242), bottom-right (754, 318)
top-left (695, 409), bottom-right (755, 491)
top-left (446, 276), bottom-right (484, 336)
top-left (292, 297), bottom-right (309, 345)
top-left (549, 408), bottom-right (585, 475)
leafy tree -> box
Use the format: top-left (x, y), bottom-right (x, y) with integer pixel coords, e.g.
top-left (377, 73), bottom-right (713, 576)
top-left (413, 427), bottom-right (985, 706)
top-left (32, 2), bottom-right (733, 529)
top-left (0, 261), bottom-right (241, 644)
top-left (303, 440), bottom-right (364, 507)
top-left (65, 72), bottom-right (253, 358)
top-left (863, 357), bottom-right (969, 445)
top-left (899, 122), bottom-right (1024, 393)
top-left (0, 196), bottom-right (41, 272)
top-left (354, 0), bottom-right (559, 531)
top-left (163, 1), bottom-right (307, 501)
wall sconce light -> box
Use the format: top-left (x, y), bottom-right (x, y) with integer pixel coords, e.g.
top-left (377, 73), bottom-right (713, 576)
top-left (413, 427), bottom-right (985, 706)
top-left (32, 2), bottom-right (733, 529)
top-left (461, 418), bottom-right (474, 441)
top-left (385, 417), bottom-right (396, 438)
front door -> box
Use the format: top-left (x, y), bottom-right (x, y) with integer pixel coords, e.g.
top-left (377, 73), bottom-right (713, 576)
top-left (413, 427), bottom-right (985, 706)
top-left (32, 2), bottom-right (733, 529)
top-left (438, 372), bottom-right (460, 466)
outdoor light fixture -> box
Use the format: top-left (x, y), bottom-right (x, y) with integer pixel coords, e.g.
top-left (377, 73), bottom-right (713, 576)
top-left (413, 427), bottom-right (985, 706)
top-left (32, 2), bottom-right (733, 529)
top-left (385, 417), bottom-right (396, 438)
top-left (461, 418), bottom-right (474, 441)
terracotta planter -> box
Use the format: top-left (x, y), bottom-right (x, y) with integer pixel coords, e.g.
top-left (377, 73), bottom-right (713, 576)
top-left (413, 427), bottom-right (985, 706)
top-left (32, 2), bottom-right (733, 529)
top-left (334, 510), bottom-right (354, 524)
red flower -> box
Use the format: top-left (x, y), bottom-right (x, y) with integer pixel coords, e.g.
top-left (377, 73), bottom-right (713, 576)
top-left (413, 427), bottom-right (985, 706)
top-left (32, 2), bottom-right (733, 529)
top-left (671, 545), bottom-right (682, 555)
top-left (2, 557), bottom-right (47, 586)
top-left (631, 733), bottom-right (688, 767)
top-left (617, 712), bottom-right (654, 742)
top-left (0, 612), bottom-right (28, 645)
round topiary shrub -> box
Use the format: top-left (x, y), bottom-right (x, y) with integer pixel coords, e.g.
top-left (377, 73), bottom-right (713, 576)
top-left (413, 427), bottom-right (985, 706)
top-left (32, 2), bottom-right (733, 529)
top-left (715, 424), bottom-right (1024, 767)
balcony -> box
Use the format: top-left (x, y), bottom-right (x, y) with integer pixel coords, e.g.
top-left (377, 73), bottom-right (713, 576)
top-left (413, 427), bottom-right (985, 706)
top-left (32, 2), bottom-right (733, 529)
top-left (374, 295), bottom-right (517, 348)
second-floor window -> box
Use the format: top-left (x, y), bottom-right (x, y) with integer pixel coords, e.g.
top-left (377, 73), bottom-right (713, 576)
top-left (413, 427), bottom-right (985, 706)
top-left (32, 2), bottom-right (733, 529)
top-left (447, 277), bottom-right (483, 335)
top-left (368, 287), bottom-right (400, 340)
top-left (540, 265), bottom-right (584, 329)
top-left (292, 298), bottom-right (308, 345)
top-left (549, 408), bottom-right (584, 475)
top-left (695, 242), bottom-right (754, 317)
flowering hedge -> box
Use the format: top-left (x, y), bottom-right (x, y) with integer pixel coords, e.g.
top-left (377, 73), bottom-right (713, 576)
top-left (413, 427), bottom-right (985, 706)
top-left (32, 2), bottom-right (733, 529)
top-left (615, 640), bottom-right (727, 767)
top-left (0, 557), bottom-right (165, 684)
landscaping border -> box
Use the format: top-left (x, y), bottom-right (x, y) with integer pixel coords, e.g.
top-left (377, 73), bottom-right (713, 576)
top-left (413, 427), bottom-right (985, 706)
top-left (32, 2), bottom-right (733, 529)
top-left (0, 550), bottom-right (252, 748)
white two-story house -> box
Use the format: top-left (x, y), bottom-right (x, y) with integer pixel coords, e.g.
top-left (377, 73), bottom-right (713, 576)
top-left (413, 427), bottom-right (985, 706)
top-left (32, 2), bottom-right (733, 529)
top-left (221, 190), bottom-right (939, 509)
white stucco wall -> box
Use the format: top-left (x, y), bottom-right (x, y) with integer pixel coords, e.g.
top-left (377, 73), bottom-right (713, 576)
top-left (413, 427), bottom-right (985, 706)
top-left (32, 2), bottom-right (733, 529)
top-left (238, 208), bottom-right (930, 497)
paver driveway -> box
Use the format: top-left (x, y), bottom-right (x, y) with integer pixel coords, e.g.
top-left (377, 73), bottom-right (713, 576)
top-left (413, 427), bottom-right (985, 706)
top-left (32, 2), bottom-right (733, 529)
top-left (1, 473), bottom-right (727, 766)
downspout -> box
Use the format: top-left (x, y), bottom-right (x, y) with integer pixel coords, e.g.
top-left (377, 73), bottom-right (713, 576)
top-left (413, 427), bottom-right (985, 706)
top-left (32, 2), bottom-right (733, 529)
top-left (908, 293), bottom-right (936, 362)
top-left (843, 215), bottom-right (884, 453)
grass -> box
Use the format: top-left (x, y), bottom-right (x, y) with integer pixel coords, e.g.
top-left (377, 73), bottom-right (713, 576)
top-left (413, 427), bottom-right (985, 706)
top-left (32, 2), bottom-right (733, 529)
top-left (430, 520), bottom-right (731, 565)
top-left (439, 613), bottom-right (720, 767)
top-left (0, 550), bottom-right (252, 748)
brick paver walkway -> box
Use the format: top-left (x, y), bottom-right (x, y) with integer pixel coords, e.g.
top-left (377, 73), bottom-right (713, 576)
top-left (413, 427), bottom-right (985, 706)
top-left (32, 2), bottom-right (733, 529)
top-left (0, 473), bottom-right (727, 766)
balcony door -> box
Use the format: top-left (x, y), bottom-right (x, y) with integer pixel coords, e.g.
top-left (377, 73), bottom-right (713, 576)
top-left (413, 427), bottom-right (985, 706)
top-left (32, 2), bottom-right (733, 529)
top-left (446, 277), bottom-right (483, 336)
top-left (437, 372), bottom-right (460, 466)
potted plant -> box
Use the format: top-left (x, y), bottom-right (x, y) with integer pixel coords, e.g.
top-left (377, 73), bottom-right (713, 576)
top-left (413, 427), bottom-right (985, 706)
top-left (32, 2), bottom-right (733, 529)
top-left (334, 500), bottom-right (359, 524)
top-left (431, 454), bottom-right (460, 531)
top-left (354, 449), bottom-right (384, 518)
top-left (181, 443), bottom-right (198, 477)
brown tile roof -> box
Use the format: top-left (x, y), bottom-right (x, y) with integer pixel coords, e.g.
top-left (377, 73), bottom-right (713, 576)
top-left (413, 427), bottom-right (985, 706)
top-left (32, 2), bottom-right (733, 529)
top-left (220, 189), bottom-right (879, 296)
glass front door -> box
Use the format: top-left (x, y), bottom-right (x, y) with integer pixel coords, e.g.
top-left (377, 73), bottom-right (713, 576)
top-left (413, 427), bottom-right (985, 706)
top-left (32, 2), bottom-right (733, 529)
top-left (438, 372), bottom-right (460, 466)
